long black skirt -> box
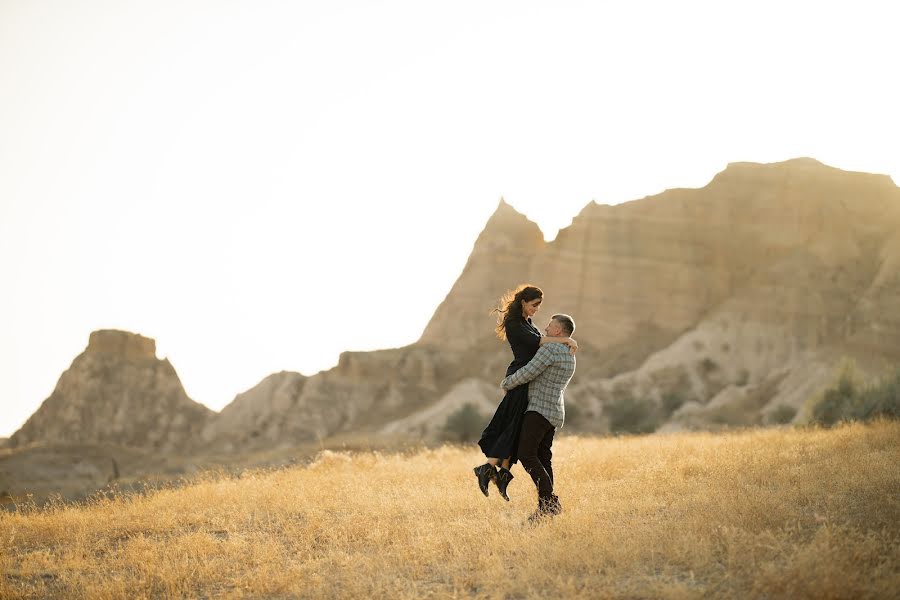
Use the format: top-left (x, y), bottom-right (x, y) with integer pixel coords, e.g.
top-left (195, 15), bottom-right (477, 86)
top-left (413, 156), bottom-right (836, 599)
top-left (477, 383), bottom-right (529, 466)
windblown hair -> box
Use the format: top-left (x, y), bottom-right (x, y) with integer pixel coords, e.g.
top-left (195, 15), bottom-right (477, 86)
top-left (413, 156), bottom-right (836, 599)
top-left (492, 284), bottom-right (543, 340)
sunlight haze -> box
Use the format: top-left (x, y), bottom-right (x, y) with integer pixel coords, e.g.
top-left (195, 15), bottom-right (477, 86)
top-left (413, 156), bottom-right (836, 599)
top-left (2, 0), bottom-right (898, 436)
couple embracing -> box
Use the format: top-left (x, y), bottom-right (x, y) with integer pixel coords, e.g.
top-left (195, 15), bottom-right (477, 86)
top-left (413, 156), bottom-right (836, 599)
top-left (473, 284), bottom-right (577, 523)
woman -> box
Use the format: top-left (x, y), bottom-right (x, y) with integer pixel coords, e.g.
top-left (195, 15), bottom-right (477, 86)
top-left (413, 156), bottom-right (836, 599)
top-left (474, 284), bottom-right (577, 501)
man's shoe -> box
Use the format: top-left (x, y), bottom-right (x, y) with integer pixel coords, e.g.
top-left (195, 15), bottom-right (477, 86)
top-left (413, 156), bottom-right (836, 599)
top-left (545, 494), bottom-right (562, 516)
top-left (527, 494), bottom-right (562, 523)
top-left (473, 463), bottom-right (497, 497)
top-left (495, 467), bottom-right (514, 502)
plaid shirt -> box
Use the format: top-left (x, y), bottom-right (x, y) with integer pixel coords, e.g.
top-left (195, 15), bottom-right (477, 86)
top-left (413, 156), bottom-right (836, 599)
top-left (501, 342), bottom-right (575, 428)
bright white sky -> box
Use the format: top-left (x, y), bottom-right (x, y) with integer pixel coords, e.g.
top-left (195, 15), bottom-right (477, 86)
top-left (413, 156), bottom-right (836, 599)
top-left (1, 1), bottom-right (898, 436)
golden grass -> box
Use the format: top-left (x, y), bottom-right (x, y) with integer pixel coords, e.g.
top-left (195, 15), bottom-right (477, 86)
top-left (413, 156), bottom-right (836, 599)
top-left (2, 421), bottom-right (899, 599)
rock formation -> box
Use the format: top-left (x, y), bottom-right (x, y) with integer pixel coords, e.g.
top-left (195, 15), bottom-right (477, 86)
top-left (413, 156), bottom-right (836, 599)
top-left (10, 330), bottom-right (213, 451)
top-left (419, 199), bottom-right (546, 351)
top-left (208, 158), bottom-right (899, 439)
top-left (11, 158), bottom-right (900, 455)
top-left (380, 378), bottom-right (500, 439)
top-left (423, 158), bottom-right (900, 359)
top-left (198, 341), bottom-right (497, 449)
top-left (411, 158), bottom-right (900, 433)
top-left (201, 371), bottom-right (308, 451)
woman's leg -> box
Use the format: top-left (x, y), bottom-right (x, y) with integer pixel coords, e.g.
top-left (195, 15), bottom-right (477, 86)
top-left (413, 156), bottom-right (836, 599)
top-left (474, 454), bottom-right (502, 496)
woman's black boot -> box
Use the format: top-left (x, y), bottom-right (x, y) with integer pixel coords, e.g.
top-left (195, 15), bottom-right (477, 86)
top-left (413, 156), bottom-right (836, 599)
top-left (495, 467), bottom-right (514, 501)
top-left (473, 463), bottom-right (498, 497)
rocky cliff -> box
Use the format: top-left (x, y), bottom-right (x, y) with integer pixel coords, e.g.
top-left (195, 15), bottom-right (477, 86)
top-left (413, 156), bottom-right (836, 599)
top-left (200, 371), bottom-right (308, 451)
top-left (202, 345), bottom-right (476, 448)
top-left (203, 158), bottom-right (900, 440)
top-left (10, 330), bottom-right (214, 451)
top-left (11, 159), bottom-right (900, 453)
top-left (411, 158), bottom-right (900, 433)
top-left (419, 199), bottom-right (546, 351)
top-left (423, 159), bottom-right (900, 359)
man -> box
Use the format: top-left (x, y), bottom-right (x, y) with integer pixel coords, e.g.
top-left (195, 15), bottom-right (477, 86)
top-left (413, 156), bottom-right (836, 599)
top-left (501, 313), bottom-right (577, 522)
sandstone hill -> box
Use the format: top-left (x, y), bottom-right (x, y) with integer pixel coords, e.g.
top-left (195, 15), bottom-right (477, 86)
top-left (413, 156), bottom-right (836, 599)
top-left (202, 346), bottom-right (474, 450)
top-left (9, 330), bottom-right (214, 452)
top-left (418, 158), bottom-right (900, 433)
top-left (200, 371), bottom-right (308, 451)
top-left (423, 158), bottom-right (900, 360)
top-left (8, 158), bottom-right (900, 461)
top-left (208, 158), bottom-right (900, 445)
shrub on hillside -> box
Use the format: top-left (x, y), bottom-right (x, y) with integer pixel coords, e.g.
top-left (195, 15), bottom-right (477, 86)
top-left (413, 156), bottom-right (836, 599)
top-left (604, 395), bottom-right (660, 434)
top-left (661, 391), bottom-right (685, 418)
top-left (855, 370), bottom-right (900, 421)
top-left (442, 403), bottom-right (487, 442)
top-left (766, 404), bottom-right (797, 425)
top-left (809, 362), bottom-right (900, 426)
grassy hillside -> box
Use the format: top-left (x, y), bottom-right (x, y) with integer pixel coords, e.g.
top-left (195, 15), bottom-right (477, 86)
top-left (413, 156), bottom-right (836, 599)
top-left (2, 421), bottom-right (898, 599)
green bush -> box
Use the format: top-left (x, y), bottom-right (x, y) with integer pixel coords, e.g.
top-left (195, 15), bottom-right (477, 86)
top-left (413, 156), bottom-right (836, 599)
top-left (442, 403), bottom-right (487, 442)
top-left (660, 391), bottom-right (685, 418)
top-left (812, 368), bottom-right (858, 425)
top-left (855, 370), bottom-right (900, 421)
top-left (604, 395), bottom-right (660, 434)
top-left (766, 404), bottom-right (797, 425)
top-left (809, 363), bottom-right (900, 426)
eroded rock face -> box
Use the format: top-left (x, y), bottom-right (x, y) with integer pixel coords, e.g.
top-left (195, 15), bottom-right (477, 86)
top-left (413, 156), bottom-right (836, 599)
top-left (14, 159), bottom-right (900, 450)
top-left (418, 200), bottom-right (546, 351)
top-left (409, 158), bottom-right (900, 433)
top-left (201, 344), bottom-right (487, 449)
top-left (208, 159), bottom-right (898, 440)
top-left (10, 330), bottom-right (213, 452)
top-left (379, 378), bottom-right (501, 439)
top-left (423, 159), bottom-right (900, 361)
top-left (201, 371), bottom-right (308, 450)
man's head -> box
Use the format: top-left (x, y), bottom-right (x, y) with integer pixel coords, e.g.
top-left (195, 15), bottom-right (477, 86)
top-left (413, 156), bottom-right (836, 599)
top-left (545, 314), bottom-right (575, 337)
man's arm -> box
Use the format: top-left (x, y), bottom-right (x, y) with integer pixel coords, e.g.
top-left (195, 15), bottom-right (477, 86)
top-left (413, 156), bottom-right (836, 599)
top-left (501, 345), bottom-right (557, 390)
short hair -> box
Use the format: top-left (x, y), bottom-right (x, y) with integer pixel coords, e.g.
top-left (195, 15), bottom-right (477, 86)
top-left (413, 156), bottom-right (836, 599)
top-left (552, 314), bottom-right (575, 336)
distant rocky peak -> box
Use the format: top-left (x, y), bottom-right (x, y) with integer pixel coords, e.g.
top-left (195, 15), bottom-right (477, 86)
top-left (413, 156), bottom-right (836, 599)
top-left (10, 329), bottom-right (211, 451)
top-left (480, 198), bottom-right (546, 242)
top-left (86, 329), bottom-right (157, 361)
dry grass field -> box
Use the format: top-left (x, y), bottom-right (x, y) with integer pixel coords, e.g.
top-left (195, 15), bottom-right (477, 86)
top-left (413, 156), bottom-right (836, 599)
top-left (2, 420), bottom-right (898, 599)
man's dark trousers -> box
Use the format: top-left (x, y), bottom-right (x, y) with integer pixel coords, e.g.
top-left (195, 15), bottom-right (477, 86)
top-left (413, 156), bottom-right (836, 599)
top-left (519, 410), bottom-right (555, 498)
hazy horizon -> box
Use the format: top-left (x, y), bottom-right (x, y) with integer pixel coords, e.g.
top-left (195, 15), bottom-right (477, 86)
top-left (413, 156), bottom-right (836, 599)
top-left (3, 1), bottom-right (899, 437)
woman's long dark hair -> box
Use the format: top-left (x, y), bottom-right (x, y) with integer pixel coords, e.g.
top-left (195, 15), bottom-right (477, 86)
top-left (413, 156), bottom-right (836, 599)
top-left (492, 284), bottom-right (543, 340)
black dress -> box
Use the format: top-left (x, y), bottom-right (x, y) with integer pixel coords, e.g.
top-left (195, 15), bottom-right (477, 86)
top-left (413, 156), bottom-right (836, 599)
top-left (477, 317), bottom-right (542, 465)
